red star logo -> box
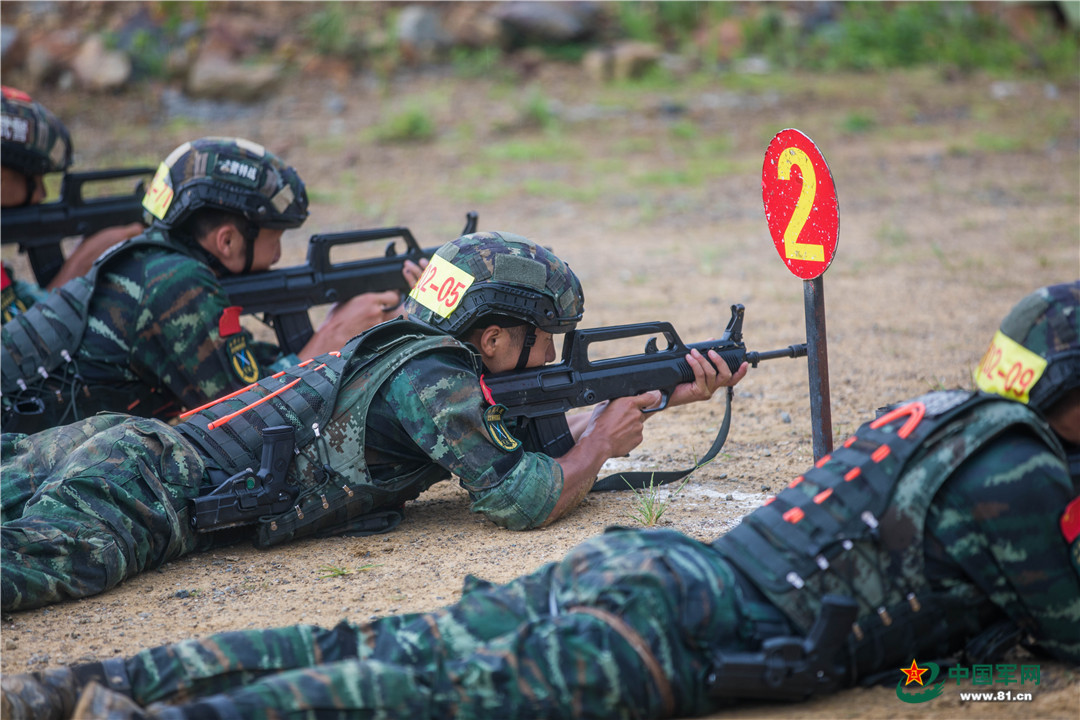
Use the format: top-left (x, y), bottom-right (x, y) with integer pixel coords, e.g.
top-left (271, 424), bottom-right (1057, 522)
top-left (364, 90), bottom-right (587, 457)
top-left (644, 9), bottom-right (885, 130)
top-left (901, 659), bottom-right (929, 686)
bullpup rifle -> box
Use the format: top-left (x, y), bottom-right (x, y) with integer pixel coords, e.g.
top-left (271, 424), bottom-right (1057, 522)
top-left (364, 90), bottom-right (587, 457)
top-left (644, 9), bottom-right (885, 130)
top-left (0, 167), bottom-right (153, 287)
top-left (483, 304), bottom-right (807, 490)
top-left (221, 212), bottom-right (478, 355)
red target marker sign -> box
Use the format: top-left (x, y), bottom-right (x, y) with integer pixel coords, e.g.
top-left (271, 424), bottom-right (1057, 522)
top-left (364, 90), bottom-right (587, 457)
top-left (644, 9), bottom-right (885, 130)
top-left (762, 129), bottom-right (839, 280)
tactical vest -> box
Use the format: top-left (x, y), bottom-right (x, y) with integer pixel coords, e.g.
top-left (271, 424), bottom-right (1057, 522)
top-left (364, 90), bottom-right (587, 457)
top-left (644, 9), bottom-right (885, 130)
top-left (0, 230), bottom-right (194, 433)
top-left (713, 390), bottom-right (1063, 678)
top-left (178, 318), bottom-right (476, 548)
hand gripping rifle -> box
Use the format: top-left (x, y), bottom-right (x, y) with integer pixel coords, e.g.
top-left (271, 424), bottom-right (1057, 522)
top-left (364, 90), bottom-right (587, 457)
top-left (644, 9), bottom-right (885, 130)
top-left (482, 304), bottom-right (807, 491)
top-left (0, 167), bottom-right (153, 287)
top-left (220, 212), bottom-right (478, 355)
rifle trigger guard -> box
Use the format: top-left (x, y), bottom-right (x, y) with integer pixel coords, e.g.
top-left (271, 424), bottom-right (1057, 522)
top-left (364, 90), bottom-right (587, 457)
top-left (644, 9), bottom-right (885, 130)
top-left (642, 390), bottom-right (670, 414)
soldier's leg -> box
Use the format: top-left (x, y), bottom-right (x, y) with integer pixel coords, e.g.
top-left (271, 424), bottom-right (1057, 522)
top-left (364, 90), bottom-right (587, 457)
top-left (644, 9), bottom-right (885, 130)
top-left (1, 416), bottom-right (122, 523)
top-left (117, 608), bottom-right (668, 720)
top-left (115, 567), bottom-right (563, 706)
top-left (0, 416), bottom-right (206, 611)
top-left (131, 531), bottom-right (737, 718)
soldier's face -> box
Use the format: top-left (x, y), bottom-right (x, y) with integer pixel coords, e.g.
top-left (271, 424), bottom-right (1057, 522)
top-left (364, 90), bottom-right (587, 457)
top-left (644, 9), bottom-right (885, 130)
top-left (477, 326), bottom-right (556, 373)
top-left (1046, 389), bottom-right (1080, 444)
top-left (247, 227), bottom-right (284, 272)
top-left (0, 166), bottom-right (45, 207)
top-left (521, 328), bottom-right (557, 368)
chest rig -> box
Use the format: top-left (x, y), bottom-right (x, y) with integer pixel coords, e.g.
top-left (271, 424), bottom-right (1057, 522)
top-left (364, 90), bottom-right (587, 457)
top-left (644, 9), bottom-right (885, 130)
top-left (0, 230), bottom-right (192, 433)
top-left (178, 319), bottom-right (474, 547)
top-left (712, 390), bottom-right (1062, 682)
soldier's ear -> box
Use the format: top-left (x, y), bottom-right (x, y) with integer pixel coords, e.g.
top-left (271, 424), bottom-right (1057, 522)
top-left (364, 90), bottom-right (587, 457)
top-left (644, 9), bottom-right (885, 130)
top-left (202, 223), bottom-right (240, 262)
top-left (474, 325), bottom-right (505, 360)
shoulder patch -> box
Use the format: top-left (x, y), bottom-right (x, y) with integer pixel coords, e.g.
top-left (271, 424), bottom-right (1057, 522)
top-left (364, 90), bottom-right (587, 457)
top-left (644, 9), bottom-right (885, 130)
top-left (1062, 495), bottom-right (1080, 545)
top-left (227, 335), bottom-right (259, 384)
top-left (483, 403), bottom-right (522, 452)
top-left (219, 305), bottom-right (243, 337)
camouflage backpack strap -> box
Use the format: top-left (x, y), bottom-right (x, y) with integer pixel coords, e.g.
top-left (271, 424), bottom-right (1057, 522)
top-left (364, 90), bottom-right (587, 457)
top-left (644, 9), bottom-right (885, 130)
top-left (0, 229), bottom-right (191, 395)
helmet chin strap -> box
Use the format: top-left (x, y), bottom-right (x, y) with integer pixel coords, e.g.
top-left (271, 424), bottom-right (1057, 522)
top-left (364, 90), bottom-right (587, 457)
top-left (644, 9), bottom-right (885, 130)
top-left (240, 224), bottom-right (259, 275)
top-left (19, 173), bottom-right (36, 207)
top-left (515, 325), bottom-right (537, 370)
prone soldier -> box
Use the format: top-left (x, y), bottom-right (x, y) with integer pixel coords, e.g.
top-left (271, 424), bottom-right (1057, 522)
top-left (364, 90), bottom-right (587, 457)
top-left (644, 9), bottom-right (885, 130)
top-left (3, 281), bottom-right (1074, 719)
top-left (0, 231), bottom-right (742, 612)
top-left (1, 136), bottom-right (416, 433)
top-left (1, 85), bottom-right (143, 323)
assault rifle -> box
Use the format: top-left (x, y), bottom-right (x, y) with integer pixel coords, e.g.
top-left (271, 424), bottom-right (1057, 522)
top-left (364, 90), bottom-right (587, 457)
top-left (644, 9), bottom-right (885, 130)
top-left (0, 167), bottom-right (153, 287)
top-left (483, 304), bottom-right (807, 489)
top-left (221, 212), bottom-right (478, 355)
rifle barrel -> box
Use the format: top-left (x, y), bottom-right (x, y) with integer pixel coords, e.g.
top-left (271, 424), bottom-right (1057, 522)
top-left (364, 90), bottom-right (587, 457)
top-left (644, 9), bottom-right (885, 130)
top-left (745, 344), bottom-right (808, 367)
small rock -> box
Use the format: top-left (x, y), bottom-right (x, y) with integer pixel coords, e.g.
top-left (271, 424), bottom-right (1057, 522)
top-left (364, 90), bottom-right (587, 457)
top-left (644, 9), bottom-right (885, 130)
top-left (72, 35), bottom-right (132, 91)
top-left (186, 50), bottom-right (281, 102)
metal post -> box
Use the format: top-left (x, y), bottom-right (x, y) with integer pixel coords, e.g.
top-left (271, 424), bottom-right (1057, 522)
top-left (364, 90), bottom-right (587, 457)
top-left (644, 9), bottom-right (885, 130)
top-left (803, 276), bottom-right (833, 460)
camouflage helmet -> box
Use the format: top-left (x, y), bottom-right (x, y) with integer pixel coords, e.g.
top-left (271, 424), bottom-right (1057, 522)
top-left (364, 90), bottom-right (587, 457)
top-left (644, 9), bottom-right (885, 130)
top-left (975, 281), bottom-right (1080, 413)
top-left (1, 86), bottom-right (72, 177)
top-left (404, 231), bottom-right (584, 337)
top-left (143, 137), bottom-right (308, 231)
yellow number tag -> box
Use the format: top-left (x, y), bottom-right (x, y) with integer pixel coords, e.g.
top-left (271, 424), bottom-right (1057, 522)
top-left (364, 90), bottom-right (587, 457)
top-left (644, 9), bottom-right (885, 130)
top-left (974, 330), bottom-right (1047, 404)
top-left (142, 162), bottom-right (175, 220)
top-left (408, 254), bottom-right (475, 318)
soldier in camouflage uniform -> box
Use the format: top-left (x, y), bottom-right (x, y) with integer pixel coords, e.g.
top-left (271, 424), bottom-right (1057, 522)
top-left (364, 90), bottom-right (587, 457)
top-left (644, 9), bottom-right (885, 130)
top-left (0, 85), bottom-right (143, 323)
top-left (1, 136), bottom-right (406, 433)
top-left (3, 282), bottom-right (1074, 720)
top-left (0, 231), bottom-right (737, 614)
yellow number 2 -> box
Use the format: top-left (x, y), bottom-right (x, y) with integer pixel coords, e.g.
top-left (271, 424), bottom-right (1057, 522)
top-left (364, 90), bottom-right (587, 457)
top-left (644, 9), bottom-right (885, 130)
top-left (777, 147), bottom-right (824, 262)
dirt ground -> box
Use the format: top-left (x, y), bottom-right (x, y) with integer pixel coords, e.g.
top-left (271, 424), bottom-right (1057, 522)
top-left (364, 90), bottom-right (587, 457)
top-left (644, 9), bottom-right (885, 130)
top-left (1, 61), bottom-right (1078, 718)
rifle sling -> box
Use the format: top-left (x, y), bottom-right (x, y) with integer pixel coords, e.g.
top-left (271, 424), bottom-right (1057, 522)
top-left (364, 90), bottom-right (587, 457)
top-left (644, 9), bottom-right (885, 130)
top-left (590, 387), bottom-right (733, 492)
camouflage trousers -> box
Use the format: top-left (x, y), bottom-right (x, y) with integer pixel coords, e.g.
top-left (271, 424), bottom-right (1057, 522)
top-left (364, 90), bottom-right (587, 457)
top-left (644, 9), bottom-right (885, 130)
top-left (86, 529), bottom-right (772, 719)
top-left (1, 414), bottom-right (208, 611)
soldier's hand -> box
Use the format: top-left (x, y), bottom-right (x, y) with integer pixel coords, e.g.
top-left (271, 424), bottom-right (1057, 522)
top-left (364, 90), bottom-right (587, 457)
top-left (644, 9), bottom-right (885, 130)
top-left (668, 346), bottom-right (748, 408)
top-left (402, 258), bottom-right (428, 289)
top-left (580, 391), bottom-right (660, 458)
top-left (300, 291), bottom-right (405, 358)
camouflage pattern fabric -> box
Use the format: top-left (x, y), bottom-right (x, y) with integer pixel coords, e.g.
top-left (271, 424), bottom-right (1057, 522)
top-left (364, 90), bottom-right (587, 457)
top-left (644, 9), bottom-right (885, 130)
top-left (74, 231), bottom-right (284, 415)
top-left (926, 431), bottom-right (1080, 662)
top-left (403, 230), bottom-right (584, 336)
top-left (977, 281), bottom-right (1080, 413)
top-left (1, 85), bottom-right (72, 177)
top-left (0, 228), bottom-right (287, 430)
top-left (14, 414), bottom-right (1073, 718)
top-left (1, 343), bottom-right (562, 610)
top-left (351, 346), bottom-right (562, 530)
top-left (83, 529), bottom-right (756, 719)
top-left (0, 414), bottom-right (208, 612)
top-left (146, 137), bottom-right (308, 231)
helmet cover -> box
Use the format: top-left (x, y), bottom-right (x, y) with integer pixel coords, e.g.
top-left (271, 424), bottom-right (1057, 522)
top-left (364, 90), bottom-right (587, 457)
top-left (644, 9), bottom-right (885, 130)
top-left (1, 86), bottom-right (72, 177)
top-left (975, 281), bottom-right (1080, 413)
top-left (142, 136), bottom-right (308, 231)
top-left (404, 230), bottom-right (584, 337)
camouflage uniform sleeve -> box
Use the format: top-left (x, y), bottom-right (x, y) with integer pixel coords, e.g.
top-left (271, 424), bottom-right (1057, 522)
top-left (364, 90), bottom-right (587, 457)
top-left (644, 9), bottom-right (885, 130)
top-left (383, 352), bottom-right (562, 530)
top-left (926, 431), bottom-right (1080, 663)
top-left (130, 253), bottom-right (284, 409)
